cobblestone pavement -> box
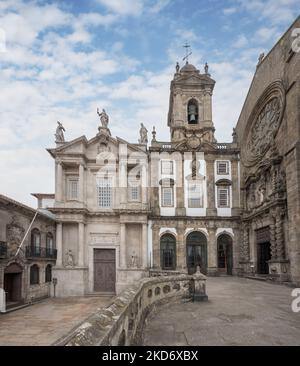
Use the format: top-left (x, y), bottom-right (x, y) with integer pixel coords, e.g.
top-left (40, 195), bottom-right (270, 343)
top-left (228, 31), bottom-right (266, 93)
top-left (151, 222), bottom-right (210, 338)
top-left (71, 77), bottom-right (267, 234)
top-left (0, 296), bottom-right (112, 346)
top-left (143, 277), bottom-right (300, 346)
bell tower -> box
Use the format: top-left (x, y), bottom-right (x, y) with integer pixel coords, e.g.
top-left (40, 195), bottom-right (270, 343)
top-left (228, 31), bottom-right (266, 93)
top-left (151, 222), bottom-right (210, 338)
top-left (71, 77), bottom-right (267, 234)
top-left (168, 61), bottom-right (216, 145)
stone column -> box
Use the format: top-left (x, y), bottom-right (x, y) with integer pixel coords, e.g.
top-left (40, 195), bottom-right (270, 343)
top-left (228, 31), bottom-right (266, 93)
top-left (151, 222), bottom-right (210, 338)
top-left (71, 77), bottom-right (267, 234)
top-left (207, 227), bottom-right (217, 275)
top-left (79, 164), bottom-right (85, 203)
top-left (78, 222), bottom-right (85, 267)
top-left (150, 152), bottom-right (160, 216)
top-left (242, 224), bottom-right (250, 261)
top-left (275, 209), bottom-right (285, 260)
top-left (56, 222), bottom-right (63, 266)
top-left (176, 153), bottom-right (186, 216)
top-left (119, 160), bottom-right (127, 208)
top-left (205, 158), bottom-right (217, 216)
top-left (269, 215), bottom-right (277, 259)
top-left (120, 223), bottom-right (126, 268)
top-left (176, 225), bottom-right (186, 271)
top-left (142, 223), bottom-right (148, 268)
top-left (56, 161), bottom-right (63, 202)
top-left (231, 158), bottom-right (240, 216)
top-left (152, 224), bottom-right (160, 269)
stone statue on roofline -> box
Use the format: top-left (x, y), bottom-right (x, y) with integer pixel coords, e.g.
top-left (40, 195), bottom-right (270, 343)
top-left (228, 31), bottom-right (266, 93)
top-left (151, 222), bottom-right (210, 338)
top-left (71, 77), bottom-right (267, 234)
top-left (139, 123), bottom-right (148, 144)
top-left (55, 121), bottom-right (65, 143)
top-left (97, 108), bottom-right (109, 128)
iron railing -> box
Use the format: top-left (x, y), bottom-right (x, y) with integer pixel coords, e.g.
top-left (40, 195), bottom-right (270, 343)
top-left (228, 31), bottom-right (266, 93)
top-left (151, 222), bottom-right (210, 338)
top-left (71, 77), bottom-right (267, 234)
top-left (25, 246), bottom-right (57, 260)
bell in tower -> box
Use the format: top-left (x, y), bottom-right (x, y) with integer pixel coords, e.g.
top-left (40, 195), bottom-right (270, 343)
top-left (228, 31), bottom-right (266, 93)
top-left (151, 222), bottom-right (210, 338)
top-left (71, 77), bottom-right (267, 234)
top-left (188, 99), bottom-right (198, 124)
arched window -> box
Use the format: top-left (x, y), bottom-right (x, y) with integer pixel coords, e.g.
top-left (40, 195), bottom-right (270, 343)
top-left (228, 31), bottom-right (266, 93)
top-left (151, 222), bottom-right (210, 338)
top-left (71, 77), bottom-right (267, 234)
top-left (45, 264), bottom-right (52, 283)
top-left (160, 234), bottom-right (176, 270)
top-left (31, 229), bottom-right (41, 256)
top-left (187, 99), bottom-right (199, 124)
top-left (30, 264), bottom-right (39, 285)
top-left (46, 233), bottom-right (54, 256)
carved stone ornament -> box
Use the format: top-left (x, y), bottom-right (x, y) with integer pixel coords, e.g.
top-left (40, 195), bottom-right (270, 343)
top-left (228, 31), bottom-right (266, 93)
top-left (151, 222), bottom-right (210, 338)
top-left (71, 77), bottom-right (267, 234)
top-left (243, 81), bottom-right (285, 167)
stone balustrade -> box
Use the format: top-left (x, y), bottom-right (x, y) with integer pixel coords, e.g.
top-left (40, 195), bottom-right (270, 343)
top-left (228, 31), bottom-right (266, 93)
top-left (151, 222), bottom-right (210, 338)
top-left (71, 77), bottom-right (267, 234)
top-left (56, 273), bottom-right (206, 346)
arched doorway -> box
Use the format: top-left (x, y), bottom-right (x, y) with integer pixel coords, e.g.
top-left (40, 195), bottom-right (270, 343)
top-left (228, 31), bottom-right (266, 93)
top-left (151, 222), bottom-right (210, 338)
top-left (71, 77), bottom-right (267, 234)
top-left (186, 231), bottom-right (207, 274)
top-left (217, 234), bottom-right (233, 275)
top-left (4, 263), bottom-right (23, 305)
top-left (160, 234), bottom-right (176, 270)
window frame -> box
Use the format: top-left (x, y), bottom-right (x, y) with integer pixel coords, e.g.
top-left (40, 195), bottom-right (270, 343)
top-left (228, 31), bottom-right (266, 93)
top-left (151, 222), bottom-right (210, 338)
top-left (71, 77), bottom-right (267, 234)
top-left (216, 161), bottom-right (229, 175)
top-left (217, 186), bottom-right (230, 208)
top-left (30, 264), bottom-right (40, 285)
top-left (161, 160), bottom-right (174, 175)
top-left (161, 186), bottom-right (174, 207)
top-left (96, 176), bottom-right (113, 208)
top-left (67, 176), bottom-right (79, 201)
top-left (187, 180), bottom-right (203, 208)
top-left (31, 228), bottom-right (41, 256)
top-left (45, 264), bottom-right (52, 283)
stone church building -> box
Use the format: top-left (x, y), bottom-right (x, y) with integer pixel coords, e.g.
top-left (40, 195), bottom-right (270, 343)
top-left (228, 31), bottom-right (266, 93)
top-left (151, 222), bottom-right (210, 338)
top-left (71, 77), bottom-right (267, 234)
top-left (1, 17), bottom-right (299, 303)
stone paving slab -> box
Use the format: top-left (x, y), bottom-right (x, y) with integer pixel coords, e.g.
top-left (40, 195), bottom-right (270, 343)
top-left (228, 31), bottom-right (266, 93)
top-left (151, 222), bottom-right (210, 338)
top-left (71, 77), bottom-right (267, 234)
top-left (143, 277), bottom-right (300, 346)
top-left (0, 296), bottom-right (112, 346)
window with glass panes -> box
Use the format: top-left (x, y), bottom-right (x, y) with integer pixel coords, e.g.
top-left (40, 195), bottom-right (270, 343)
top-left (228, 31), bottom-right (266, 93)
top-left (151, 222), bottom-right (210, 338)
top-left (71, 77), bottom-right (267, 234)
top-left (217, 186), bottom-right (230, 207)
top-left (188, 181), bottom-right (203, 208)
top-left (162, 187), bottom-right (173, 207)
top-left (97, 177), bottom-right (112, 208)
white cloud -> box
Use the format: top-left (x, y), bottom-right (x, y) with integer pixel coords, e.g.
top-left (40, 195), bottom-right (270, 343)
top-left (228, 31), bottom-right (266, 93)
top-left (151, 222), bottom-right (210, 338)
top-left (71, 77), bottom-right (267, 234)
top-left (223, 7), bottom-right (237, 15)
top-left (254, 27), bottom-right (281, 43)
top-left (96, 0), bottom-right (144, 16)
top-left (233, 34), bottom-right (249, 48)
top-left (148, 0), bottom-right (171, 14)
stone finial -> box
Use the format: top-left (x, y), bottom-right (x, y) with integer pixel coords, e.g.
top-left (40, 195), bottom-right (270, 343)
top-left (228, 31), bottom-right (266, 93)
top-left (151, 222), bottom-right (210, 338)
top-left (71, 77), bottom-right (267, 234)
top-left (55, 121), bottom-right (65, 143)
top-left (232, 127), bottom-right (237, 143)
top-left (151, 126), bottom-right (157, 143)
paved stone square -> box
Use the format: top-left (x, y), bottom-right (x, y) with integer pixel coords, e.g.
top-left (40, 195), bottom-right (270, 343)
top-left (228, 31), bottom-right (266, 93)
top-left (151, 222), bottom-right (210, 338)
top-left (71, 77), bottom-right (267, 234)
top-left (0, 296), bottom-right (112, 346)
top-left (143, 277), bottom-right (300, 346)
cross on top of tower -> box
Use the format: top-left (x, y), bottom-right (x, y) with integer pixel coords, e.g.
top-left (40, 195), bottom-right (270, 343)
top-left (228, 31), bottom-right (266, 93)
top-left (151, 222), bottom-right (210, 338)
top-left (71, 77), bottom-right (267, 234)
top-left (182, 42), bottom-right (192, 63)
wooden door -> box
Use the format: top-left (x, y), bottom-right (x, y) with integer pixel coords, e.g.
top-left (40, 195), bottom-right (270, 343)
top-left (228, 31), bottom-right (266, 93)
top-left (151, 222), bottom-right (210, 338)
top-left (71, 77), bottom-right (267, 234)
top-left (257, 242), bottom-right (271, 274)
top-left (94, 249), bottom-right (116, 293)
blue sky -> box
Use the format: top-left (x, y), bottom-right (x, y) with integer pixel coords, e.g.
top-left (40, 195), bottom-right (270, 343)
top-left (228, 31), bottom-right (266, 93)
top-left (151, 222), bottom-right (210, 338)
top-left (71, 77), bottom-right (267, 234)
top-left (0, 0), bottom-right (299, 206)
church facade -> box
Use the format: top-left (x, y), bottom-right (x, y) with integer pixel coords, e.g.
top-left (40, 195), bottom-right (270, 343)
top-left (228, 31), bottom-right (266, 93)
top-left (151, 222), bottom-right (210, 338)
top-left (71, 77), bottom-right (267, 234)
top-left (46, 17), bottom-right (300, 297)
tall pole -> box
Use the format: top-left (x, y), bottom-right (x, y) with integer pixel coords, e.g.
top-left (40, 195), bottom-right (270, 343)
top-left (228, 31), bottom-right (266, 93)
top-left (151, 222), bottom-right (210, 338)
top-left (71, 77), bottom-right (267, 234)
top-left (15, 210), bottom-right (39, 257)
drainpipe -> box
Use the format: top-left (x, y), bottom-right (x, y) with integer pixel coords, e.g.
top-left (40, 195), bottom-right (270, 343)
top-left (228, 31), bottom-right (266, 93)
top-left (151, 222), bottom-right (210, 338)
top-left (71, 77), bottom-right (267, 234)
top-left (15, 209), bottom-right (39, 257)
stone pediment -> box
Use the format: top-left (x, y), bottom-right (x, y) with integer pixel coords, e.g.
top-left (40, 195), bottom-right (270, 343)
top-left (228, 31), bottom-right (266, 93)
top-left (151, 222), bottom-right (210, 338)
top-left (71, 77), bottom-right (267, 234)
top-left (175, 74), bottom-right (215, 87)
top-left (47, 136), bottom-right (88, 157)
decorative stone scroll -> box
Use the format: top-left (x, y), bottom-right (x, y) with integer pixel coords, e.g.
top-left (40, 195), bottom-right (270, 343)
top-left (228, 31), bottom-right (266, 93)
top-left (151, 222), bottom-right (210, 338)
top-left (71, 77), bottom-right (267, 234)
top-left (244, 81), bottom-right (285, 167)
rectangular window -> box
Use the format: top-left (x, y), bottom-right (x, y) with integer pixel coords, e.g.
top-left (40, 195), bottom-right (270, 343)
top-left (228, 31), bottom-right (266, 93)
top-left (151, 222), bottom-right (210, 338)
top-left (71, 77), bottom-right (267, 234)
top-left (161, 160), bottom-right (173, 175)
top-left (162, 187), bottom-right (173, 207)
top-left (217, 187), bottom-right (230, 207)
top-left (97, 177), bottom-right (112, 208)
top-left (188, 181), bottom-right (203, 208)
top-left (67, 178), bottom-right (79, 200)
top-left (128, 186), bottom-right (140, 201)
top-left (217, 161), bottom-right (229, 175)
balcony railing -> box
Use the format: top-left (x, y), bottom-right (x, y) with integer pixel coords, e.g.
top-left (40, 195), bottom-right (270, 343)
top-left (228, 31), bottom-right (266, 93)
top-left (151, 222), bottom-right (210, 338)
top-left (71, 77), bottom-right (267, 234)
top-left (25, 246), bottom-right (57, 260)
top-left (0, 242), bottom-right (7, 258)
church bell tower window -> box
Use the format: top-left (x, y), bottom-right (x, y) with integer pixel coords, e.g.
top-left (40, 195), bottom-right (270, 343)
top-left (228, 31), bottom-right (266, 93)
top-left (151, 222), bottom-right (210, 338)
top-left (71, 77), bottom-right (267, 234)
top-left (187, 99), bottom-right (198, 124)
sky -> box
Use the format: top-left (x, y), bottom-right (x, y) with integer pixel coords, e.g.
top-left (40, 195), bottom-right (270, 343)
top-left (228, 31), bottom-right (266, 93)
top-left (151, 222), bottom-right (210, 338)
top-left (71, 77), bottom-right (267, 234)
top-left (0, 0), bottom-right (299, 207)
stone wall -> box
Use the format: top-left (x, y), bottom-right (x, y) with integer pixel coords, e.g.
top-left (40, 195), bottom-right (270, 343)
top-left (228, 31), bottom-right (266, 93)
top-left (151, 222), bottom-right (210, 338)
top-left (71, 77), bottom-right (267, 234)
top-left (55, 274), bottom-right (200, 346)
top-left (235, 16), bottom-right (300, 285)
